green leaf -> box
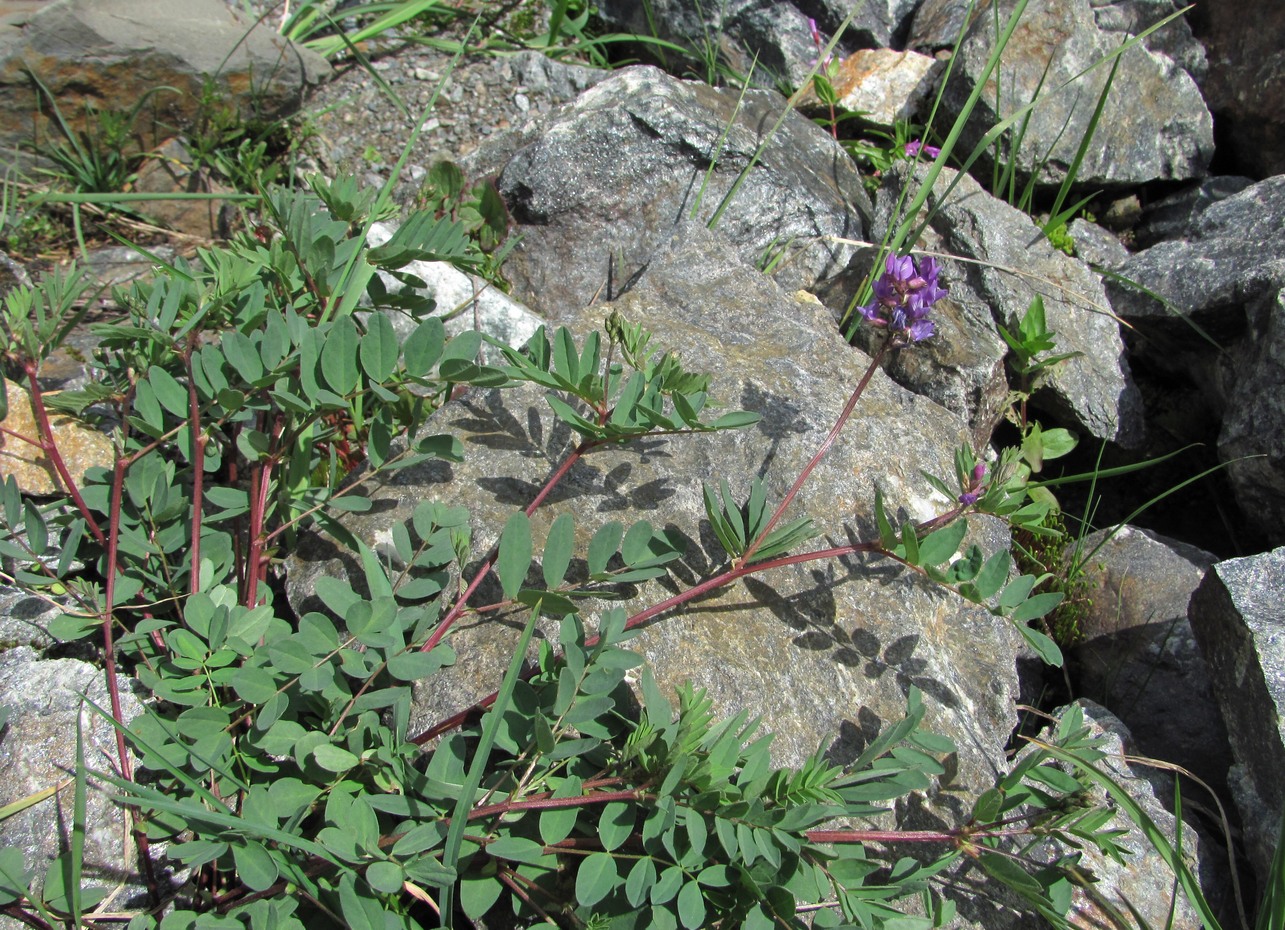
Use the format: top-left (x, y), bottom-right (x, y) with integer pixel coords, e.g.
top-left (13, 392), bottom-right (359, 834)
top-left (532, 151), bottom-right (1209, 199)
top-left (232, 841), bottom-right (278, 892)
top-left (487, 836), bottom-right (546, 865)
top-left (874, 487), bottom-right (897, 549)
top-left (917, 519), bottom-right (968, 568)
top-left (403, 317), bottom-right (445, 377)
top-left (459, 874), bottom-right (503, 921)
top-left (364, 860), bottom-right (403, 894)
top-left (598, 801), bottom-right (633, 852)
top-left (576, 852), bottom-right (618, 907)
top-left (588, 521), bottom-right (623, 576)
top-left (22, 500), bottom-right (47, 556)
top-left (496, 512), bottom-right (532, 600)
top-left (311, 744), bottom-right (359, 773)
top-left (677, 878), bottom-right (706, 929)
top-left (625, 857), bottom-right (656, 907)
top-left (542, 512), bottom-right (574, 589)
top-left (321, 317), bottom-right (360, 396)
top-left (359, 313), bottom-right (399, 383)
top-left (540, 777), bottom-right (582, 845)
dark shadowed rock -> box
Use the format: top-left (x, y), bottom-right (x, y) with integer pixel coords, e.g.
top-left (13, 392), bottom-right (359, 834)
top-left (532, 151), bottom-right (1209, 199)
top-left (0, 0), bottom-right (328, 169)
top-left (596, 0), bottom-right (920, 88)
top-left (820, 163), bottom-right (1143, 449)
top-left (1134, 176), bottom-right (1256, 249)
top-left (937, 0), bottom-right (1212, 188)
top-left (494, 66), bottom-right (869, 321)
top-left (1068, 526), bottom-right (1229, 794)
top-left (1190, 0), bottom-right (1285, 179)
top-left (287, 222), bottom-right (1024, 821)
top-left (1188, 546), bottom-right (1285, 888)
top-left (1107, 176), bottom-right (1285, 542)
top-left (0, 648), bottom-right (145, 903)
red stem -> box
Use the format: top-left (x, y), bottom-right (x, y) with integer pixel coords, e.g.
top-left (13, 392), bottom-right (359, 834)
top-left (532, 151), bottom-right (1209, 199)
top-left (419, 439), bottom-right (594, 654)
top-left (22, 363), bottom-right (106, 548)
top-left (740, 345), bottom-right (886, 565)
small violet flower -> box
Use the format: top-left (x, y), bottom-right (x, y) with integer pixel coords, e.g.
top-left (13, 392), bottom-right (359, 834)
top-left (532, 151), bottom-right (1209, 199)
top-left (904, 139), bottom-right (941, 160)
top-left (957, 462), bottom-right (987, 506)
top-left (808, 18), bottom-right (834, 69)
top-left (858, 252), bottom-right (947, 344)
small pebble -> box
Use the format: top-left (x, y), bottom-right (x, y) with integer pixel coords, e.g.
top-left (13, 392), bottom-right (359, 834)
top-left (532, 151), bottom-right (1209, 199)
top-left (514, 92), bottom-right (530, 112)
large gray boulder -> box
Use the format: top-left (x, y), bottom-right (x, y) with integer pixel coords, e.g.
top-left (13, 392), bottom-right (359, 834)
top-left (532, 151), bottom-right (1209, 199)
top-left (288, 221), bottom-right (1025, 820)
top-left (0, 0), bottom-right (328, 169)
top-left (820, 163), bottom-right (1143, 449)
top-left (1107, 176), bottom-right (1285, 544)
top-left (1188, 546), bottom-right (1285, 888)
top-left (494, 66), bottom-right (870, 321)
top-left (936, 0), bottom-right (1212, 188)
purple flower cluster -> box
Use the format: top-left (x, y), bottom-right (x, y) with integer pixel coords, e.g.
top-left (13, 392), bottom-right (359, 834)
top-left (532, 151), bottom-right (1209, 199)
top-left (858, 253), bottom-right (947, 344)
top-left (903, 139), bottom-right (941, 160)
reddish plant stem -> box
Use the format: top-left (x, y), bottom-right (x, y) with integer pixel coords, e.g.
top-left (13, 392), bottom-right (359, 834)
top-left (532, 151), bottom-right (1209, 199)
top-left (739, 344), bottom-right (886, 566)
top-left (419, 438), bottom-right (595, 655)
top-left (101, 406), bottom-right (161, 904)
top-left (241, 412), bottom-right (283, 608)
top-left (468, 787), bottom-right (645, 822)
top-left (412, 541), bottom-right (878, 745)
top-left (22, 363), bottom-right (106, 548)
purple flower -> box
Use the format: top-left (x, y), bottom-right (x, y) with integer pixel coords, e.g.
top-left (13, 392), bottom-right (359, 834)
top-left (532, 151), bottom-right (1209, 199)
top-left (857, 252), bottom-right (947, 344)
top-left (957, 462), bottom-right (987, 505)
top-left (808, 17), bottom-right (834, 68)
top-left (904, 140), bottom-right (941, 160)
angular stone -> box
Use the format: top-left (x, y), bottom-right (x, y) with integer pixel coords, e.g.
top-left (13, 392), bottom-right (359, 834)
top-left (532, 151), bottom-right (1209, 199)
top-left (1133, 176), bottom-right (1255, 250)
top-left (1025, 700), bottom-right (1216, 928)
top-left (131, 137), bottom-right (233, 240)
top-left (1190, 0), bottom-right (1285, 179)
top-left (1188, 546), bottom-right (1285, 887)
top-left (496, 66), bottom-right (869, 323)
top-left (287, 223), bottom-right (1022, 817)
top-left (0, 647), bottom-right (146, 902)
top-left (1067, 526), bottom-right (1229, 794)
top-left (938, 0), bottom-right (1212, 188)
top-left (1107, 176), bottom-right (1285, 542)
top-left (0, 0), bottom-right (329, 169)
top-left (799, 48), bottom-right (944, 127)
top-left (0, 378), bottom-right (114, 497)
top-left (595, 0), bottom-right (921, 90)
top-left (822, 164), bottom-right (1143, 449)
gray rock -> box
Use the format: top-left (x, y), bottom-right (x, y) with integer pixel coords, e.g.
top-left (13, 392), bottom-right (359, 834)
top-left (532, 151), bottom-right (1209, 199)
top-left (595, 0), bottom-right (921, 88)
top-left (287, 221), bottom-right (1024, 819)
top-left (0, 647), bottom-right (146, 902)
top-left (937, 0), bottom-right (1212, 188)
top-left (907, 0), bottom-right (976, 50)
top-left (1188, 546), bottom-right (1285, 887)
top-left (822, 163), bottom-right (1144, 449)
top-left (0, 0), bottom-right (329, 170)
top-left (1067, 216), bottom-right (1128, 269)
top-left (1107, 176), bottom-right (1285, 541)
top-left (1067, 526), bottom-right (1230, 794)
top-left (495, 66), bottom-right (870, 322)
top-left (0, 586), bottom-right (57, 650)
top-left (366, 222), bottom-right (543, 359)
top-left (1191, 0), bottom-right (1285, 179)
top-left (1087, 0), bottom-right (1207, 83)
top-left (1024, 700), bottom-right (1214, 929)
top-left (1134, 176), bottom-right (1256, 249)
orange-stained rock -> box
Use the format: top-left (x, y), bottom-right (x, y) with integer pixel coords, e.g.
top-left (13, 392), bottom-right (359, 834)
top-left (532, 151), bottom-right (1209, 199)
top-left (0, 378), bottom-right (113, 496)
top-left (800, 48), bottom-right (943, 127)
